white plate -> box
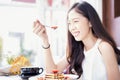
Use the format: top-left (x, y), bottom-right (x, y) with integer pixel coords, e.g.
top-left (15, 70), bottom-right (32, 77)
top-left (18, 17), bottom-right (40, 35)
top-left (29, 72), bottom-right (45, 80)
top-left (29, 74), bottom-right (78, 80)
top-left (0, 65), bottom-right (11, 75)
top-left (64, 74), bottom-right (78, 79)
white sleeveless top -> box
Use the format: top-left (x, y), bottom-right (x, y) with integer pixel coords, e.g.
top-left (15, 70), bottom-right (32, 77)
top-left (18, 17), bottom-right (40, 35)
top-left (81, 39), bottom-right (107, 80)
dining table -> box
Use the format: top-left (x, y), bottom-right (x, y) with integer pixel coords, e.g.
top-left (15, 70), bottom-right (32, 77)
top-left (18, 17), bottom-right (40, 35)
top-left (0, 74), bottom-right (45, 80)
top-left (0, 66), bottom-right (45, 80)
top-left (0, 75), bottom-right (22, 80)
top-left (0, 73), bottom-right (79, 80)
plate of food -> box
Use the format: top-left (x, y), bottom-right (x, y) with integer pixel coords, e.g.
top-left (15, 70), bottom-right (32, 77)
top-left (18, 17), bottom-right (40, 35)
top-left (64, 74), bottom-right (79, 79)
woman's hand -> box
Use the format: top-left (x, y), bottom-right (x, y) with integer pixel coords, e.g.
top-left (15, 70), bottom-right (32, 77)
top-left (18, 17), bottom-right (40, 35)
top-left (33, 20), bottom-right (59, 47)
top-left (33, 20), bottom-right (49, 46)
top-left (33, 20), bottom-right (48, 41)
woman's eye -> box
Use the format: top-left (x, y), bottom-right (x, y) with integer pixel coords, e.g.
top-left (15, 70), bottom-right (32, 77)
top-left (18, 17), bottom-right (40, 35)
top-left (74, 20), bottom-right (79, 23)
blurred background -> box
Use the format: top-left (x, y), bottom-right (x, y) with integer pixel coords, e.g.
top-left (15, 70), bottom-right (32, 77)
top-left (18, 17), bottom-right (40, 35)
top-left (0, 0), bottom-right (119, 68)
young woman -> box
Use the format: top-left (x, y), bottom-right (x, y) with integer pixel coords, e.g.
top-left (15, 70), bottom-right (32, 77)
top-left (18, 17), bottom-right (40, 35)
top-left (33, 1), bottom-right (120, 80)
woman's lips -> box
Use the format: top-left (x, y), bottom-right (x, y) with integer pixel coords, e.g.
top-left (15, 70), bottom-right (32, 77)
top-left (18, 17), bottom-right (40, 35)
top-left (72, 31), bottom-right (80, 37)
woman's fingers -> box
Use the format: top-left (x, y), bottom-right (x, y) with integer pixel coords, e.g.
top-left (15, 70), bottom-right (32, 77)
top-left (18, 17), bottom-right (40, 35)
top-left (33, 24), bottom-right (40, 33)
top-left (33, 24), bottom-right (42, 34)
top-left (33, 20), bottom-right (47, 38)
top-left (37, 28), bottom-right (46, 37)
top-left (33, 20), bottom-right (39, 28)
top-left (33, 20), bottom-right (42, 32)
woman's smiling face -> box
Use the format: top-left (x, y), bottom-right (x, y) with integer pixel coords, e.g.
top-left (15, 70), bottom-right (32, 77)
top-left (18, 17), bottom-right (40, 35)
top-left (68, 9), bottom-right (92, 41)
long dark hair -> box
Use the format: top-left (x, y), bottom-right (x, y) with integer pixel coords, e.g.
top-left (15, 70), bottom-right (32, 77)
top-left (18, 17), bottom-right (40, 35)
top-left (67, 1), bottom-right (120, 78)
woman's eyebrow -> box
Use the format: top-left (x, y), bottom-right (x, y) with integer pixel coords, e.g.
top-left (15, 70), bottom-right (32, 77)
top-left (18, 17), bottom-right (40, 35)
top-left (73, 18), bottom-right (80, 20)
top-left (68, 18), bottom-right (80, 22)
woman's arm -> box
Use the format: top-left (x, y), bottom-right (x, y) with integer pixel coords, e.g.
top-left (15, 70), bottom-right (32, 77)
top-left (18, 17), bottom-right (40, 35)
top-left (33, 20), bottom-right (68, 73)
top-left (99, 41), bottom-right (120, 80)
top-left (43, 44), bottom-right (68, 73)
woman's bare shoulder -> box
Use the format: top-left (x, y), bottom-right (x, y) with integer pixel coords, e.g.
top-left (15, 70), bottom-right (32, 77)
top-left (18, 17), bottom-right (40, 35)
top-left (97, 40), bottom-right (117, 62)
top-left (98, 40), bottom-right (117, 64)
top-left (98, 40), bottom-right (114, 55)
top-left (98, 40), bottom-right (120, 79)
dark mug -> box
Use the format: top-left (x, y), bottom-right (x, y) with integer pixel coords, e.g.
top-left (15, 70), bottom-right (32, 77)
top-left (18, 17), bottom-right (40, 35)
top-left (20, 66), bottom-right (43, 79)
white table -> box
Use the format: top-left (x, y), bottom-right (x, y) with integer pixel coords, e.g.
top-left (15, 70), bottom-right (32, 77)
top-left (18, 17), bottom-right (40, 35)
top-left (29, 74), bottom-right (44, 80)
top-left (0, 65), bottom-right (44, 80)
top-left (0, 71), bottom-right (45, 80)
top-left (0, 75), bottom-right (22, 80)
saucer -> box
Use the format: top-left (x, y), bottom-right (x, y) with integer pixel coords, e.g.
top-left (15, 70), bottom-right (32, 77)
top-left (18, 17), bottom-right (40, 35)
top-left (20, 73), bottom-right (40, 79)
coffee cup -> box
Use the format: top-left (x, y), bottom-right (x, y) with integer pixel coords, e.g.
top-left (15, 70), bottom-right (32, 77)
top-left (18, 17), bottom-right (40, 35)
top-left (20, 66), bottom-right (43, 79)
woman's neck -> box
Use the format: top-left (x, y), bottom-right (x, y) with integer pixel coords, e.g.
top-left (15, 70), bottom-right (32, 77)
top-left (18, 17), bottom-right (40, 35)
top-left (83, 36), bottom-right (98, 51)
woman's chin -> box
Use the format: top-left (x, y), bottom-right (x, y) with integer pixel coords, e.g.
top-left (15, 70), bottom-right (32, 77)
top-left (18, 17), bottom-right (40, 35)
top-left (75, 38), bottom-right (81, 41)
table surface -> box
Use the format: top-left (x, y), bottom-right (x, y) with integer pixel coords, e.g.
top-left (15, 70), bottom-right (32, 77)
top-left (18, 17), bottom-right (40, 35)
top-left (0, 75), bottom-right (22, 80)
top-left (0, 74), bottom-right (44, 80)
top-left (0, 72), bottom-right (45, 80)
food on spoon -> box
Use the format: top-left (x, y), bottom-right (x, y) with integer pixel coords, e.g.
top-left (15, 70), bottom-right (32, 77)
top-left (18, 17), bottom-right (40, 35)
top-left (51, 26), bottom-right (58, 29)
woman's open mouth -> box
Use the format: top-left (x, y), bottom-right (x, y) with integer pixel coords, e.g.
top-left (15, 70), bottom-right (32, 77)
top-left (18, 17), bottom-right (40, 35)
top-left (72, 31), bottom-right (80, 37)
